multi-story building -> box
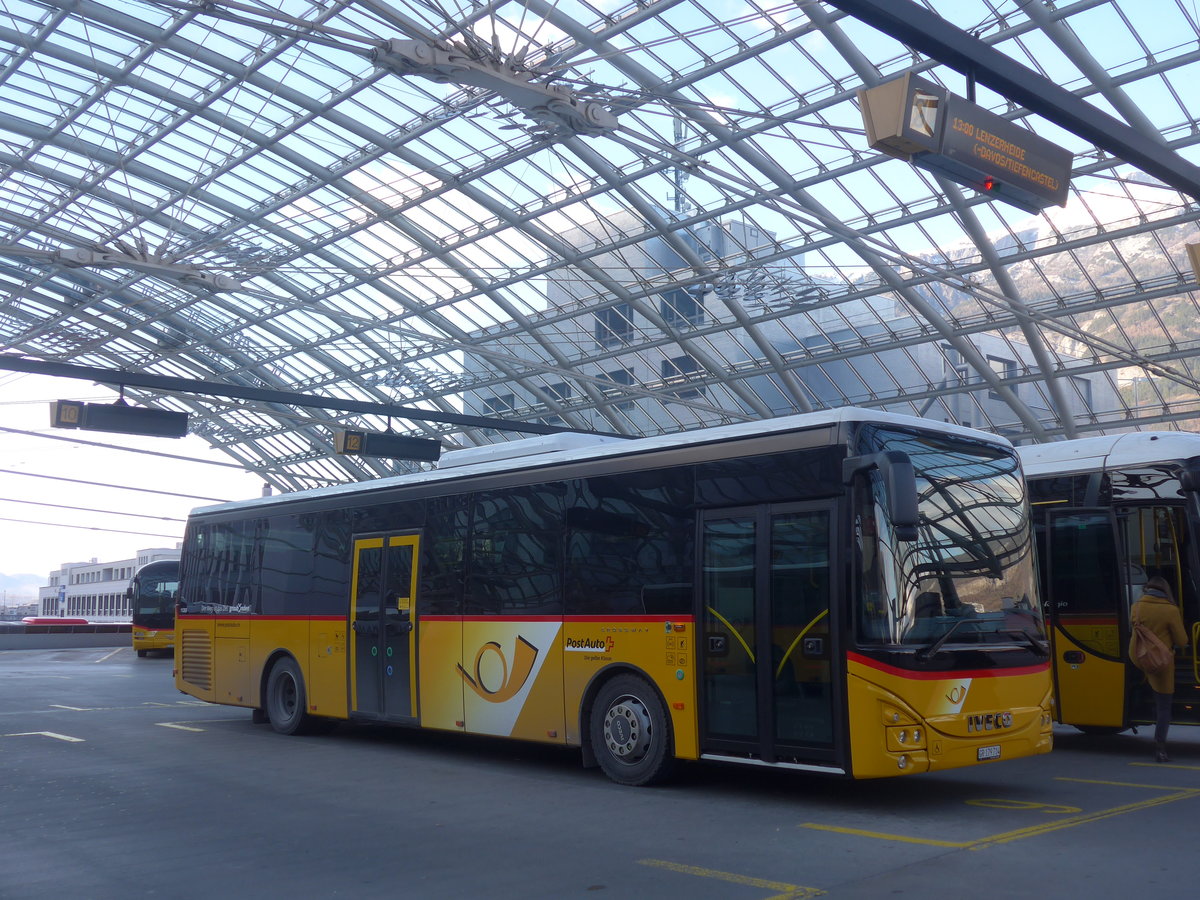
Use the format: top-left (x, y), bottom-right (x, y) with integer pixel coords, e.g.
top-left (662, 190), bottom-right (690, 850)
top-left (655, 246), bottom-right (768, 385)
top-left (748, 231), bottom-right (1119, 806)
top-left (38, 546), bottom-right (181, 622)
top-left (462, 211), bottom-right (1114, 439)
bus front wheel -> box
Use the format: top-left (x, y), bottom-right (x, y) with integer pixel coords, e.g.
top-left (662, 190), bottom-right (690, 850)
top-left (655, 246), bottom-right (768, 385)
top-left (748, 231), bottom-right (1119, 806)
top-left (590, 674), bottom-right (674, 786)
top-left (266, 657), bottom-right (322, 736)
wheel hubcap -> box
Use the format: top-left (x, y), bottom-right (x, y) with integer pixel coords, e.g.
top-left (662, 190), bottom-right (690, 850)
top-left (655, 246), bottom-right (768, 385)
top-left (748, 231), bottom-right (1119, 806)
top-left (604, 694), bottom-right (652, 763)
top-left (279, 675), bottom-right (297, 717)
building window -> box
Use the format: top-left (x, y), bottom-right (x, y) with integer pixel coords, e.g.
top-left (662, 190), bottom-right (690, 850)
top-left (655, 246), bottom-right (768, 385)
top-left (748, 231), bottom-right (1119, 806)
top-left (481, 394), bottom-right (515, 417)
top-left (535, 382), bottom-right (572, 426)
top-left (595, 303), bottom-right (634, 348)
top-left (1071, 375), bottom-right (1092, 408)
top-left (659, 288), bottom-right (705, 327)
top-left (600, 367), bottom-right (635, 411)
top-left (987, 356), bottom-right (1017, 401)
top-left (661, 355), bottom-right (704, 399)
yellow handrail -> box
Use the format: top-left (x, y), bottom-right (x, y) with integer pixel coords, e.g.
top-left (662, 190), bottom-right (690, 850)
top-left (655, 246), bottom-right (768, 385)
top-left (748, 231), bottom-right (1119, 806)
top-left (775, 608), bottom-right (831, 679)
top-left (705, 606), bottom-right (755, 664)
top-left (1193, 621), bottom-right (1199, 685)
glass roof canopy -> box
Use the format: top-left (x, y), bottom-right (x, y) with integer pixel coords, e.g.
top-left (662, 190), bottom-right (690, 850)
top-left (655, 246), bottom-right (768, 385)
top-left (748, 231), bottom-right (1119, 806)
top-left (2, 0), bottom-right (1200, 492)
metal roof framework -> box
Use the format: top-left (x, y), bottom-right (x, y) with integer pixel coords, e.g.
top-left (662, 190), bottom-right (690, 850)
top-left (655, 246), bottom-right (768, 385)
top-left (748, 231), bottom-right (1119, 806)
top-left (1, 0), bottom-right (1199, 492)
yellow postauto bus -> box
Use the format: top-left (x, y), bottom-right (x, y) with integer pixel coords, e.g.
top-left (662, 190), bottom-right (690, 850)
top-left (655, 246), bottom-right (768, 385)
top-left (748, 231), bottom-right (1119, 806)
top-left (175, 409), bottom-right (1051, 785)
top-left (129, 559), bottom-right (179, 657)
top-left (1019, 433), bottom-right (1200, 734)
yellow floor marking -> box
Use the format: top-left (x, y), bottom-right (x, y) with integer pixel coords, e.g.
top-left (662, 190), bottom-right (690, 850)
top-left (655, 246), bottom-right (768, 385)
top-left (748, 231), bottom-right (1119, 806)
top-left (4, 731), bottom-right (85, 742)
top-left (804, 780), bottom-right (1200, 851)
top-left (1057, 776), bottom-right (1185, 790)
top-left (1130, 761), bottom-right (1200, 771)
top-left (639, 859), bottom-right (825, 899)
top-left (800, 825), bottom-right (971, 848)
top-left (155, 722), bottom-right (205, 732)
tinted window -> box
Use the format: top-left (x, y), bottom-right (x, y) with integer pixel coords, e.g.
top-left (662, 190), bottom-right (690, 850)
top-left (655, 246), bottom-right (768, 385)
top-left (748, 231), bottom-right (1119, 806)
top-left (566, 469), bottom-right (693, 615)
top-left (695, 448), bottom-right (841, 506)
top-left (421, 495), bottom-right (467, 616)
top-left (467, 484), bottom-right (565, 615)
top-left (181, 520), bottom-right (255, 615)
top-left (259, 514), bottom-right (313, 616)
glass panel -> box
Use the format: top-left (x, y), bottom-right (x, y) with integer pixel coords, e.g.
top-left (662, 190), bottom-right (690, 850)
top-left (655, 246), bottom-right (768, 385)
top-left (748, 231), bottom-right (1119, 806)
top-left (565, 469), bottom-right (693, 615)
top-left (383, 540), bottom-right (414, 718)
top-left (1048, 511), bottom-right (1122, 657)
top-left (386, 542), bottom-right (414, 607)
top-left (353, 545), bottom-right (383, 713)
top-left (702, 516), bottom-right (757, 741)
top-left (853, 426), bottom-right (1040, 649)
top-left (468, 484), bottom-right (564, 615)
top-left (771, 511), bottom-right (832, 747)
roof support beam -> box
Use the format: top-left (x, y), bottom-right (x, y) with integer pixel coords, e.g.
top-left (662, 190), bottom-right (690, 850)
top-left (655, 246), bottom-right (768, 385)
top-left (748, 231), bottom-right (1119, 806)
top-left (0, 356), bottom-right (624, 438)
top-left (824, 0), bottom-right (1200, 202)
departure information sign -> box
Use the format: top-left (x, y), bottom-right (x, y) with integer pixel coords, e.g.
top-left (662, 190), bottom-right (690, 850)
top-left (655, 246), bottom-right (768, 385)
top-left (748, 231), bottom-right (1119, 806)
top-left (860, 73), bottom-right (1072, 213)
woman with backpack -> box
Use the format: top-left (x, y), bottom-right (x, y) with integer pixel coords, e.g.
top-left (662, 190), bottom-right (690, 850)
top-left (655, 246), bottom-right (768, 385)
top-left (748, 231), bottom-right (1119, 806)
top-left (1129, 576), bottom-right (1188, 762)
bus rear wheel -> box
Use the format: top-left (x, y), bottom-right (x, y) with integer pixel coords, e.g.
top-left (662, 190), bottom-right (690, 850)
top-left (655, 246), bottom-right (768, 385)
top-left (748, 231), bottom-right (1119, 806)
top-left (590, 674), bottom-right (674, 786)
top-left (266, 657), bottom-right (329, 736)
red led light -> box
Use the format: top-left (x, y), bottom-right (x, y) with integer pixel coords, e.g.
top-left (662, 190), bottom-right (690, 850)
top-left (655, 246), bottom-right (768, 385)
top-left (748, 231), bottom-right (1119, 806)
top-left (982, 176), bottom-right (996, 191)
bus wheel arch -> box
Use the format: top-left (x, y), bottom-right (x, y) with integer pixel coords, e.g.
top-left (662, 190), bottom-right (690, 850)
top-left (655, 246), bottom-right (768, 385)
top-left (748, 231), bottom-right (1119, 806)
top-left (263, 653), bottom-right (334, 736)
top-left (583, 667), bottom-right (675, 786)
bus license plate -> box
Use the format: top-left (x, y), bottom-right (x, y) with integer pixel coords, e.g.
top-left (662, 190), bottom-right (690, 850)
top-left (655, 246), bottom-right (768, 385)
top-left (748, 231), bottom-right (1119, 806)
top-left (977, 744), bottom-right (1001, 761)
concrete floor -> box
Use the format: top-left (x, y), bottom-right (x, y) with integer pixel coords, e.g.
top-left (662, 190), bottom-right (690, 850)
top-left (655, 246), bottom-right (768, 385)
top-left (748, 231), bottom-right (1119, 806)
top-left (2, 646), bottom-right (1197, 899)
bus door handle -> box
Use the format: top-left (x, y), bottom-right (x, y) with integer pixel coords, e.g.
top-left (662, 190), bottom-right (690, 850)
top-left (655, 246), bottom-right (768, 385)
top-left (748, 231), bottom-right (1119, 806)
top-left (386, 620), bottom-right (413, 636)
top-left (352, 621), bottom-right (380, 635)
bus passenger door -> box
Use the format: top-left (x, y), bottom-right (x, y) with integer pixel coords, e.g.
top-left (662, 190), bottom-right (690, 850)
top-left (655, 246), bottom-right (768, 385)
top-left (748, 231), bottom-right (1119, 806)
top-left (1041, 508), bottom-right (1127, 728)
top-left (699, 503), bottom-right (836, 766)
top-left (350, 533), bottom-right (420, 723)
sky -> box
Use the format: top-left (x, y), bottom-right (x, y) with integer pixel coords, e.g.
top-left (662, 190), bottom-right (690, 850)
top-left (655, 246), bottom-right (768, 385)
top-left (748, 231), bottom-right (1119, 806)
top-left (0, 371), bottom-right (267, 602)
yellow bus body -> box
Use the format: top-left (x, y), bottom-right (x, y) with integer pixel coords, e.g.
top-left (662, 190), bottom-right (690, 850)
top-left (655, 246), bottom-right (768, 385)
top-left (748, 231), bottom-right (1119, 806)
top-left (177, 613), bottom-right (1051, 777)
top-left (132, 625), bottom-right (175, 654)
top-left (845, 653), bottom-right (1053, 778)
top-left (177, 614), bottom-right (699, 755)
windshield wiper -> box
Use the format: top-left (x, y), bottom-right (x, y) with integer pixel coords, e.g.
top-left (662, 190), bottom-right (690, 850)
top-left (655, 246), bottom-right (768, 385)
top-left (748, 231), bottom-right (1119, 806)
top-left (1006, 629), bottom-right (1049, 657)
top-left (914, 617), bottom-right (974, 661)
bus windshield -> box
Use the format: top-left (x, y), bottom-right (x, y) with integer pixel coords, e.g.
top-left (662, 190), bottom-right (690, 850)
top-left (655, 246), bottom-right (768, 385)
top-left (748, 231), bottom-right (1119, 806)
top-left (853, 425), bottom-right (1041, 649)
top-left (132, 568), bottom-right (179, 623)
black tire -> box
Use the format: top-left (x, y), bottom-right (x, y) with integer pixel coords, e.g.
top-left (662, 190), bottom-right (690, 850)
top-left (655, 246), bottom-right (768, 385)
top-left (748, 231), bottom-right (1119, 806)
top-left (136, 650), bottom-right (148, 658)
top-left (1074, 725), bottom-right (1126, 736)
top-left (590, 674), bottom-right (674, 786)
top-left (266, 657), bottom-right (325, 736)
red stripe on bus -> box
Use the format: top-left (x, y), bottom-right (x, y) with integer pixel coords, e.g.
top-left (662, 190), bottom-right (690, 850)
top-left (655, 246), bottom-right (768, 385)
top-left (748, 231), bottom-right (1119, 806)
top-left (177, 615), bottom-right (344, 622)
top-left (847, 651), bottom-right (1050, 680)
top-left (566, 615), bottom-right (694, 623)
top-left (417, 614), bottom-right (694, 623)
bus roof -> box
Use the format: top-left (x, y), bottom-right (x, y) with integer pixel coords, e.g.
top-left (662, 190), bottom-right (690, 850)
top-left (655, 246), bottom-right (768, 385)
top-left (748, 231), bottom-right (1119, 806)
top-left (193, 407), bottom-right (1012, 519)
top-left (1017, 431), bottom-right (1200, 477)
top-left (134, 559), bottom-right (179, 576)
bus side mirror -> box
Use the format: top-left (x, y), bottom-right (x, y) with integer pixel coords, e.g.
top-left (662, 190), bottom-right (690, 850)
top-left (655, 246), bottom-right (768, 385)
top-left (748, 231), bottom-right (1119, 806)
top-left (843, 450), bottom-right (920, 541)
top-left (1181, 457), bottom-right (1200, 492)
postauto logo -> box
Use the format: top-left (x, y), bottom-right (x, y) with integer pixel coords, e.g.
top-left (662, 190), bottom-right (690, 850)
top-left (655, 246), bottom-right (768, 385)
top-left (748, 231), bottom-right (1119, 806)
top-left (457, 635), bottom-right (539, 703)
top-left (565, 636), bottom-right (615, 653)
